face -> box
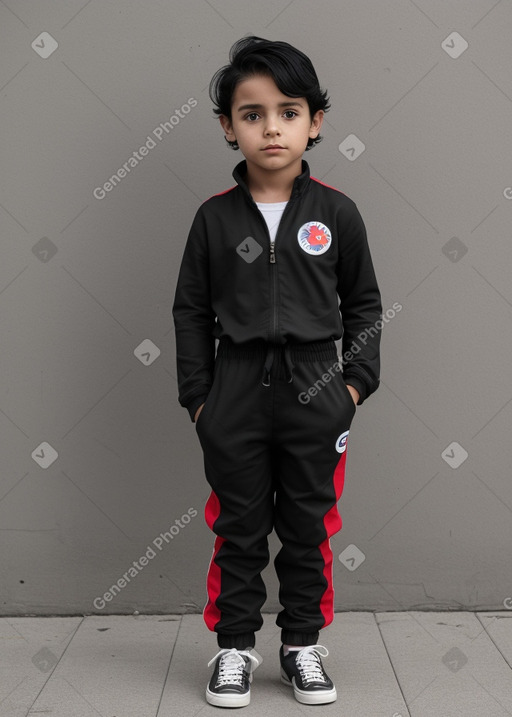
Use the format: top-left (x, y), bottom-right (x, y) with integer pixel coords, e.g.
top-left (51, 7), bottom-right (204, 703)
top-left (219, 74), bottom-right (324, 174)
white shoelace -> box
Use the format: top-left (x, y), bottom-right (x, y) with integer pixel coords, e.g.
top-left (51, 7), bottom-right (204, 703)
top-left (208, 648), bottom-right (261, 687)
top-left (293, 644), bottom-right (329, 684)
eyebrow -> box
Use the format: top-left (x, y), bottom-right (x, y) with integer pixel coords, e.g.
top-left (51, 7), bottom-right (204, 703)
top-left (236, 101), bottom-right (304, 112)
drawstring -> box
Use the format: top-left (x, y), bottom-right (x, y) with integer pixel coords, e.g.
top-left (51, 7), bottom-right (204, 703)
top-left (261, 344), bottom-right (295, 387)
top-left (261, 344), bottom-right (274, 386)
top-left (283, 344), bottom-right (295, 384)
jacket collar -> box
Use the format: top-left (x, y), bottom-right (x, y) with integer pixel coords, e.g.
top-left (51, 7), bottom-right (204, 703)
top-left (232, 159), bottom-right (311, 204)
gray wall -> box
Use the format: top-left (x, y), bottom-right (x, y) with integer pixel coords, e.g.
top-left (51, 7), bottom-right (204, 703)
top-left (1, 0), bottom-right (511, 616)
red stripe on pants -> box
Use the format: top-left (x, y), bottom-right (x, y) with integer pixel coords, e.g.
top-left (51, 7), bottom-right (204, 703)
top-left (203, 490), bottom-right (224, 630)
top-left (318, 449), bottom-right (347, 626)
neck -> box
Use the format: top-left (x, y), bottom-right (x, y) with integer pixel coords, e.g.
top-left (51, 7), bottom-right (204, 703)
top-left (244, 158), bottom-right (303, 202)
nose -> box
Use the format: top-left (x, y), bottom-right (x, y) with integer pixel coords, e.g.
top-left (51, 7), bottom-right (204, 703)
top-left (264, 114), bottom-right (281, 136)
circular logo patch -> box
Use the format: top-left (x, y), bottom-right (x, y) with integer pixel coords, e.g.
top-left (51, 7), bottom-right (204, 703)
top-left (335, 430), bottom-right (350, 454)
top-left (297, 221), bottom-right (332, 255)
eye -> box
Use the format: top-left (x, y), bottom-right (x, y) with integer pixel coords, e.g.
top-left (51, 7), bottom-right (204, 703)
top-left (245, 112), bottom-right (260, 121)
top-left (283, 110), bottom-right (297, 119)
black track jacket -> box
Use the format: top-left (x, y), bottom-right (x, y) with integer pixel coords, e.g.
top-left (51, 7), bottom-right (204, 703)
top-left (172, 159), bottom-right (382, 422)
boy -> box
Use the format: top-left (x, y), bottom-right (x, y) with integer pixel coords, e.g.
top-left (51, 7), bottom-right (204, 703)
top-left (172, 36), bottom-right (382, 708)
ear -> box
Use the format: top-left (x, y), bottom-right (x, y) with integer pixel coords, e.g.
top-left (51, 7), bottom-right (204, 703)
top-left (308, 109), bottom-right (324, 140)
top-left (219, 115), bottom-right (236, 143)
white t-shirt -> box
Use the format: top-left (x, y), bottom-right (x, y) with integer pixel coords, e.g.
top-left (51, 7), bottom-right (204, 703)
top-left (255, 201), bottom-right (288, 242)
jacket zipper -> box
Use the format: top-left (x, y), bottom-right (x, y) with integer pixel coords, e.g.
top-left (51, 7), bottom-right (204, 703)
top-left (251, 198), bottom-right (295, 342)
top-left (270, 240), bottom-right (278, 341)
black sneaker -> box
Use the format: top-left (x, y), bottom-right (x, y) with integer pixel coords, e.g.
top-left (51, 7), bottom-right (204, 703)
top-left (280, 644), bottom-right (337, 705)
top-left (206, 647), bottom-right (261, 708)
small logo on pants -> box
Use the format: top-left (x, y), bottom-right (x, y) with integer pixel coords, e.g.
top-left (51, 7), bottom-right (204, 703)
top-left (335, 430), bottom-right (349, 453)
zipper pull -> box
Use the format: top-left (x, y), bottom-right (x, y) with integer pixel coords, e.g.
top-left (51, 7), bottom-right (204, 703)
top-left (269, 241), bottom-right (276, 263)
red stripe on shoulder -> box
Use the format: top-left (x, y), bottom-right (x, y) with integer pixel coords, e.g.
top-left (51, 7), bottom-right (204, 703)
top-left (311, 176), bottom-right (346, 196)
top-left (204, 185), bottom-right (237, 201)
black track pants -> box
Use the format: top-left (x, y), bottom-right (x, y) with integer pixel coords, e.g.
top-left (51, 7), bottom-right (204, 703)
top-left (194, 337), bottom-right (357, 650)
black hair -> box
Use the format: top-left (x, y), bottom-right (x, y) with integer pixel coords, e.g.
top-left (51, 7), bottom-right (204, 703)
top-left (209, 35), bottom-right (330, 151)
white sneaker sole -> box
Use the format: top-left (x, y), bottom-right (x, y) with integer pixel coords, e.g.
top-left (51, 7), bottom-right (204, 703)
top-left (206, 686), bottom-right (251, 708)
top-left (280, 669), bottom-right (337, 705)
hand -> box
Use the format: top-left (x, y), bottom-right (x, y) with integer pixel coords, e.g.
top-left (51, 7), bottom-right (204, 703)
top-left (346, 384), bottom-right (359, 406)
top-left (194, 403), bottom-right (205, 422)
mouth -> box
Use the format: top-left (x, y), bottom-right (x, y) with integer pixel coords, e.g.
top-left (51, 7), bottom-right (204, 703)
top-left (262, 144), bottom-right (285, 151)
